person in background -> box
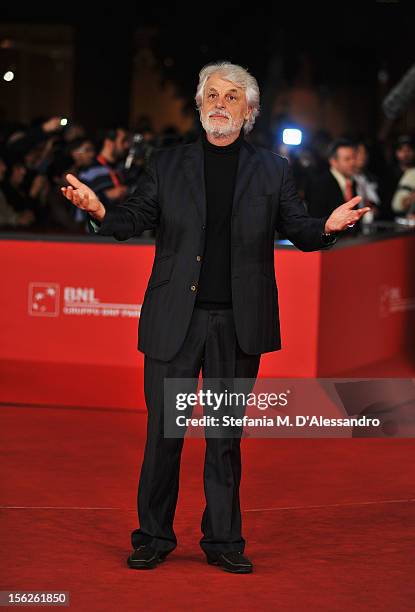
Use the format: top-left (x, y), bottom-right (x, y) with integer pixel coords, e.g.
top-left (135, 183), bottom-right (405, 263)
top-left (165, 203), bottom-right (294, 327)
top-left (353, 139), bottom-right (381, 224)
top-left (61, 122), bottom-right (86, 144)
top-left (4, 117), bottom-right (69, 229)
top-left (75, 126), bottom-right (131, 224)
top-left (66, 137), bottom-right (96, 172)
top-left (1, 152), bottom-right (39, 222)
top-left (381, 135), bottom-right (415, 218)
top-left (5, 116), bottom-right (64, 157)
top-left (133, 115), bottom-right (156, 164)
top-left (393, 134), bottom-right (415, 177)
top-left (288, 146), bottom-right (323, 202)
top-left (305, 138), bottom-right (358, 221)
top-left (22, 139), bottom-right (56, 227)
top-left (391, 165), bottom-right (415, 216)
top-left (0, 153), bottom-right (35, 229)
top-left (309, 129), bottom-right (332, 174)
top-left (289, 130), bottom-right (333, 204)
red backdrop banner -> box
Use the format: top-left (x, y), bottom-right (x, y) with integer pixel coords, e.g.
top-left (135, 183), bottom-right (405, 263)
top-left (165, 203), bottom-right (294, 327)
top-left (1, 235), bottom-right (414, 409)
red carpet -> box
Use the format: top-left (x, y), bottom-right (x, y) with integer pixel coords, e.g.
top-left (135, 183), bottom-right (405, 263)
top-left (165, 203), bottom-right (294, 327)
top-left (1, 399), bottom-right (414, 611)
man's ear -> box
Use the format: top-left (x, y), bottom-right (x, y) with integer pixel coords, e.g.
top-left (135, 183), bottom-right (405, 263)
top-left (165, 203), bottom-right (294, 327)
top-left (245, 105), bottom-right (253, 121)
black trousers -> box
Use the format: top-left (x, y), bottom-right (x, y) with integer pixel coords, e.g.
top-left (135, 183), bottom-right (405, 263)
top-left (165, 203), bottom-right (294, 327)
top-left (130, 306), bottom-right (261, 555)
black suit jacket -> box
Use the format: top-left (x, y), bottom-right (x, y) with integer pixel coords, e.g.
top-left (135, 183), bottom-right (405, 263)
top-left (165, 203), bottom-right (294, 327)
top-left (305, 170), bottom-right (357, 218)
top-left (89, 133), bottom-right (337, 361)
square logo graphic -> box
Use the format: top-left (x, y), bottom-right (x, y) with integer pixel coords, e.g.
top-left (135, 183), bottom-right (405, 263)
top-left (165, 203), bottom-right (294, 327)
top-left (28, 283), bottom-right (60, 317)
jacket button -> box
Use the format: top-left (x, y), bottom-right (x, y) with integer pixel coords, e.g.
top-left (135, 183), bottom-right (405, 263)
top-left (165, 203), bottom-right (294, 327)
top-left (190, 284), bottom-right (197, 291)
top-left (201, 224), bottom-right (206, 229)
top-left (196, 255), bottom-right (202, 261)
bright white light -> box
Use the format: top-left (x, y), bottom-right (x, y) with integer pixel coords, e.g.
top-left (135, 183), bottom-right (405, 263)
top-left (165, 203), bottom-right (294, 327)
top-left (60, 118), bottom-right (68, 126)
top-left (282, 128), bottom-right (302, 146)
top-left (3, 71), bottom-right (14, 82)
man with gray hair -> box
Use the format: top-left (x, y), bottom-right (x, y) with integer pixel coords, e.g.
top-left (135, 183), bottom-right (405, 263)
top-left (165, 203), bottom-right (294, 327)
top-left (62, 60), bottom-right (370, 573)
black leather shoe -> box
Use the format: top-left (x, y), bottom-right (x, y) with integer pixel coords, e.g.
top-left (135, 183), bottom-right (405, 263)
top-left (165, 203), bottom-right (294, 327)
top-left (206, 551), bottom-right (253, 573)
top-left (127, 544), bottom-right (169, 570)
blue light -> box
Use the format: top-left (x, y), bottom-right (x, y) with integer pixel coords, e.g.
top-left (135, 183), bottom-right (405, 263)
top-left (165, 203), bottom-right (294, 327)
top-left (282, 128), bottom-right (302, 146)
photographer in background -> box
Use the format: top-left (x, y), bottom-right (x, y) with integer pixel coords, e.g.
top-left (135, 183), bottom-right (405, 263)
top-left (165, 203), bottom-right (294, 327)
top-left (353, 139), bottom-right (381, 224)
top-left (0, 151), bottom-right (35, 229)
top-left (77, 126), bottom-right (131, 219)
top-left (380, 135), bottom-right (415, 219)
top-left (391, 166), bottom-right (415, 216)
top-left (65, 137), bottom-right (96, 173)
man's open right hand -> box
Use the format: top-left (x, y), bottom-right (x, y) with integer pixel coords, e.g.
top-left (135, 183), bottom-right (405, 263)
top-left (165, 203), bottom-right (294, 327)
top-left (61, 173), bottom-right (106, 221)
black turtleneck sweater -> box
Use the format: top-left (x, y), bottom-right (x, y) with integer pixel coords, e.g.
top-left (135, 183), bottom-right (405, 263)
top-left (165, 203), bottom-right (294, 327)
top-left (195, 129), bottom-right (244, 310)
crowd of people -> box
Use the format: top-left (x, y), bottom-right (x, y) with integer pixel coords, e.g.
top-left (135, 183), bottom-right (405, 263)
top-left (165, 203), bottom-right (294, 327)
top-left (284, 133), bottom-right (415, 232)
top-left (1, 115), bottom-right (414, 236)
top-left (0, 116), bottom-right (179, 234)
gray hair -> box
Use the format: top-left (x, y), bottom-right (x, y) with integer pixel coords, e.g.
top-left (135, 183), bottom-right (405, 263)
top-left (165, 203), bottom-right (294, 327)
top-left (194, 60), bottom-right (260, 134)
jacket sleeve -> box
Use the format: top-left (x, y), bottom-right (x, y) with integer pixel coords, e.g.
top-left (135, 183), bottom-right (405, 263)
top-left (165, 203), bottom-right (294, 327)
top-left (276, 157), bottom-right (337, 251)
top-left (87, 152), bottom-right (160, 241)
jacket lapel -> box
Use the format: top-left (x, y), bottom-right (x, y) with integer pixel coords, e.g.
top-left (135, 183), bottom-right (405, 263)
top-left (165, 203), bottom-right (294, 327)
top-left (182, 131), bottom-right (259, 224)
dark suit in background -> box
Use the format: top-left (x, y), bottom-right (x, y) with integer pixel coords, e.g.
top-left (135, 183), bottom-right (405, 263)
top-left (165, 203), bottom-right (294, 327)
top-left (305, 170), bottom-right (357, 216)
top-left (305, 170), bottom-right (359, 234)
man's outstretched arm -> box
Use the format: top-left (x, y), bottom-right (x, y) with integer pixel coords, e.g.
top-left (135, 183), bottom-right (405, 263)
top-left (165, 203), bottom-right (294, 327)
top-left (62, 152), bottom-right (161, 241)
top-left (276, 157), bottom-right (370, 251)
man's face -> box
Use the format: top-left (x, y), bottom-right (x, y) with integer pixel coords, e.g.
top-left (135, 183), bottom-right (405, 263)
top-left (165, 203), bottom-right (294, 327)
top-left (25, 144), bottom-right (44, 169)
top-left (396, 143), bottom-right (415, 167)
top-left (330, 146), bottom-right (356, 178)
top-left (64, 124), bottom-right (85, 142)
top-left (354, 144), bottom-right (367, 172)
top-left (73, 141), bottom-right (95, 167)
top-left (200, 74), bottom-right (252, 138)
top-left (12, 163), bottom-right (26, 184)
top-left (114, 129), bottom-right (131, 160)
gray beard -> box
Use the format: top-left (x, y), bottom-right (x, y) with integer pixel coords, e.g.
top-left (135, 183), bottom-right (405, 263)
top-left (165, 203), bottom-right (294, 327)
top-left (200, 113), bottom-right (242, 138)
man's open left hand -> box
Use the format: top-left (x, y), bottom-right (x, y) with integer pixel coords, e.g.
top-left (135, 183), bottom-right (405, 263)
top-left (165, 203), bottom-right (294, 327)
top-left (324, 196), bottom-right (372, 232)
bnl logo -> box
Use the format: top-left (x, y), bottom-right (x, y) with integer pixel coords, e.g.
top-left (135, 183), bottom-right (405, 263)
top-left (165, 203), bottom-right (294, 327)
top-left (64, 287), bottom-right (99, 304)
top-left (28, 284), bottom-right (99, 316)
top-left (28, 282), bottom-right (60, 317)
